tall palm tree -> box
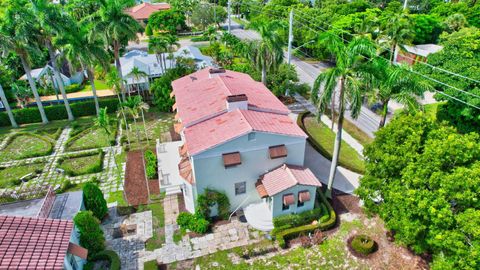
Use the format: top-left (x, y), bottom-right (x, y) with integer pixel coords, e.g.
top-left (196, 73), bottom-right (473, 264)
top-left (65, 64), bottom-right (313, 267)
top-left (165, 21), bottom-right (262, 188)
top-left (148, 35), bottom-right (169, 74)
top-left (58, 22), bottom-right (110, 116)
top-left (312, 33), bottom-right (376, 198)
top-left (0, 4), bottom-right (48, 124)
top-left (0, 83), bottom-right (17, 128)
top-left (105, 69), bottom-right (131, 146)
top-left (129, 67), bottom-right (148, 95)
top-left (91, 0), bottom-right (142, 101)
top-left (247, 21), bottom-right (284, 85)
top-left (378, 12), bottom-right (414, 63)
top-left (31, 0), bottom-right (75, 121)
top-left (94, 107), bottom-right (117, 167)
top-left (367, 59), bottom-right (432, 127)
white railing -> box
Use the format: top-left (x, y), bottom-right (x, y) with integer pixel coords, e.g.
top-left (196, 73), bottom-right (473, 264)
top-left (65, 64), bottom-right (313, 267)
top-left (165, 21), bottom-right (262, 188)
top-left (229, 195), bottom-right (251, 221)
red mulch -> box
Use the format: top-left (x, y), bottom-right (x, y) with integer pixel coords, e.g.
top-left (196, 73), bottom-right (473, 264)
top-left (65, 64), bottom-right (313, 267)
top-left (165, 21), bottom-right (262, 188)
top-left (148, 180), bottom-right (160, 195)
top-left (124, 150), bottom-right (149, 206)
top-left (169, 126), bottom-right (181, 141)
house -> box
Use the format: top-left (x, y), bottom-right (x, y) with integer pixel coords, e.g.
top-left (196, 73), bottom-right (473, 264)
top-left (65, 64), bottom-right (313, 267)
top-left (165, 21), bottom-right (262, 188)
top-left (395, 44), bottom-right (443, 65)
top-left (119, 47), bottom-right (213, 93)
top-left (159, 68), bottom-right (322, 231)
top-left (0, 188), bottom-right (88, 269)
top-left (125, 2), bottom-right (170, 23)
top-left (19, 64), bottom-right (84, 89)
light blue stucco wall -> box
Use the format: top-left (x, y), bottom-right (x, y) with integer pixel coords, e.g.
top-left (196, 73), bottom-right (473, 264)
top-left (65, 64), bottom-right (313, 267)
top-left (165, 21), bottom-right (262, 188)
top-left (64, 228), bottom-right (86, 270)
top-left (189, 131), bottom-right (307, 215)
top-left (270, 185), bottom-right (317, 218)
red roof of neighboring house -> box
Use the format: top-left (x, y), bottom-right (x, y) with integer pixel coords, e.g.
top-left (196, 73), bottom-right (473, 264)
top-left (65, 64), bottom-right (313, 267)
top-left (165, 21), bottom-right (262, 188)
top-left (0, 216), bottom-right (74, 270)
top-left (125, 2), bottom-right (170, 20)
top-left (183, 109), bottom-right (306, 155)
top-left (171, 68), bottom-right (290, 127)
top-left (259, 164), bottom-right (322, 196)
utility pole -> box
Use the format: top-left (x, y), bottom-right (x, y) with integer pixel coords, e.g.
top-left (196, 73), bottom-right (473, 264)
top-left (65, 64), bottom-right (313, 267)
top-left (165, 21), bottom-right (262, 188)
top-left (227, 0), bottom-right (231, 33)
top-left (287, 9), bottom-right (294, 65)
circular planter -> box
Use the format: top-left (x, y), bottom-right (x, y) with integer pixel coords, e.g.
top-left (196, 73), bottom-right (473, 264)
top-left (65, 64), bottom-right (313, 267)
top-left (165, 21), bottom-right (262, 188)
top-left (347, 234), bottom-right (377, 258)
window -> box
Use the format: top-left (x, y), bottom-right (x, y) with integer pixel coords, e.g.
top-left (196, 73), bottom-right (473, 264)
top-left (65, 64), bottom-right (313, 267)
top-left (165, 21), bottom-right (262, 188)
top-left (235, 182), bottom-right (246, 195)
top-left (282, 203), bottom-right (290, 211)
top-left (297, 198), bottom-right (304, 208)
top-left (282, 193), bottom-right (294, 211)
top-left (248, 132), bottom-right (256, 141)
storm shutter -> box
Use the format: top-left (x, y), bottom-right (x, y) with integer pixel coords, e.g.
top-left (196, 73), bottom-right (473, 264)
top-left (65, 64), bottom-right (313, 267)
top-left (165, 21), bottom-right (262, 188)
top-left (269, 145), bottom-right (287, 159)
top-left (283, 194), bottom-right (295, 205)
top-left (298, 191), bottom-right (311, 202)
top-left (222, 152), bottom-right (241, 167)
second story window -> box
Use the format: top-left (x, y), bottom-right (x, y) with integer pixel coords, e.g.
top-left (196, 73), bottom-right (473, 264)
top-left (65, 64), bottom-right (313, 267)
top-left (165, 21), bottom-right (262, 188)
top-left (222, 152), bottom-right (242, 168)
top-left (248, 132), bottom-right (256, 141)
top-left (269, 144), bottom-right (287, 159)
top-left (235, 182), bottom-right (246, 195)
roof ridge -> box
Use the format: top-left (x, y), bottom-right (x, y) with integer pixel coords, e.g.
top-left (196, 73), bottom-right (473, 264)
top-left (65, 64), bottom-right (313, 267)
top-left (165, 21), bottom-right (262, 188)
top-left (238, 109), bottom-right (254, 132)
top-left (217, 75), bottom-right (233, 96)
top-left (283, 164), bottom-right (298, 185)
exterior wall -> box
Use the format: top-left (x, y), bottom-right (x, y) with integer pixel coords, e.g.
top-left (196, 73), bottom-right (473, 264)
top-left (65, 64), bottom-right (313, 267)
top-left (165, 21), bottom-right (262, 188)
top-left (270, 185), bottom-right (317, 218)
top-left (182, 181), bottom-right (197, 213)
top-left (64, 228), bottom-right (86, 270)
top-left (191, 132), bottom-right (306, 215)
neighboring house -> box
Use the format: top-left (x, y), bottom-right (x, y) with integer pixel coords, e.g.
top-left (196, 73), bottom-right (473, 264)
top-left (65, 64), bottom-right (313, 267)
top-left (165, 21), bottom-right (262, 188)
top-left (395, 44), bottom-right (443, 65)
top-left (19, 64), bottom-right (84, 89)
top-left (125, 2), bottom-right (170, 23)
top-left (119, 47), bottom-right (213, 92)
top-left (161, 68), bottom-right (322, 231)
top-left (0, 188), bottom-right (87, 270)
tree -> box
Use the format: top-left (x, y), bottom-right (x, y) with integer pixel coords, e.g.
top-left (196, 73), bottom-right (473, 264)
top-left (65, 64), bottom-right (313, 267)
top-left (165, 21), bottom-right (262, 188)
top-left (91, 0), bottom-right (142, 101)
top-left (73, 211), bottom-right (105, 257)
top-left (443, 13), bottom-right (468, 33)
top-left (0, 83), bottom-right (17, 128)
top-left (31, 0), bottom-right (75, 121)
top-left (146, 9), bottom-right (186, 34)
top-left (82, 182), bottom-right (108, 220)
top-left (129, 67), bottom-right (148, 94)
top-left (312, 33), bottom-right (375, 198)
top-left (410, 14), bottom-right (442, 44)
top-left (367, 58), bottom-right (432, 127)
top-left (191, 3), bottom-right (227, 29)
top-left (246, 20), bottom-right (284, 85)
top-left (356, 114), bottom-right (480, 269)
top-left (0, 2), bottom-right (49, 124)
top-left (378, 11), bottom-right (414, 62)
top-left (148, 35), bottom-right (169, 74)
top-left (11, 82), bottom-right (32, 109)
top-left (105, 69), bottom-right (131, 146)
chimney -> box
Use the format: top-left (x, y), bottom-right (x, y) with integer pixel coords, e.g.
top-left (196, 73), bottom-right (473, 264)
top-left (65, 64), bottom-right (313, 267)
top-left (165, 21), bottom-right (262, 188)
top-left (209, 68), bottom-right (226, 78)
top-left (226, 94), bottom-right (248, 111)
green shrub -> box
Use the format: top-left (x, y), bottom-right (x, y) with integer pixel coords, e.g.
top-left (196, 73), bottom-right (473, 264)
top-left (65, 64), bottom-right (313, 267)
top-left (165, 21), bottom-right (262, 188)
top-left (196, 188), bottom-right (230, 220)
top-left (273, 207), bottom-right (323, 228)
top-left (351, 235), bottom-right (375, 255)
top-left (56, 180), bottom-right (76, 194)
top-left (144, 150), bottom-right (158, 179)
top-left (83, 182), bottom-right (108, 220)
top-left (191, 36), bottom-right (209, 42)
top-left (65, 83), bottom-right (85, 93)
top-left (74, 211), bottom-right (105, 257)
top-left (176, 211), bottom-right (210, 234)
top-left (88, 250), bottom-right (121, 270)
top-left (176, 212), bottom-right (192, 228)
top-left (57, 150), bottom-right (105, 177)
top-left (144, 260), bottom-right (158, 270)
top-left (0, 98), bottom-right (119, 127)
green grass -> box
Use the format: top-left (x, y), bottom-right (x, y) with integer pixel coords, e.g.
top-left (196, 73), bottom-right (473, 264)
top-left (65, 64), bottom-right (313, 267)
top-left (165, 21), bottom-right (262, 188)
top-left (124, 110), bottom-right (173, 150)
top-left (341, 119), bottom-right (373, 146)
top-left (82, 80), bottom-right (110, 92)
top-left (144, 260), bottom-right (159, 270)
top-left (0, 163), bottom-right (44, 188)
top-left (107, 191), bottom-right (128, 206)
top-left (66, 127), bottom-right (114, 152)
top-left (57, 152), bottom-right (104, 176)
top-left (303, 116), bottom-right (365, 174)
top-left (137, 195), bottom-right (166, 251)
top-left (0, 134), bottom-right (53, 162)
top-left (173, 229), bottom-right (186, 244)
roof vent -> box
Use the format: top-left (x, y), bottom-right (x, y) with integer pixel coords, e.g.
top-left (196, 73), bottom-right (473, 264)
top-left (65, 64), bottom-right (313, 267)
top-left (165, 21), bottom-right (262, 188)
top-left (226, 94), bottom-right (248, 111)
top-left (209, 68), bottom-right (226, 78)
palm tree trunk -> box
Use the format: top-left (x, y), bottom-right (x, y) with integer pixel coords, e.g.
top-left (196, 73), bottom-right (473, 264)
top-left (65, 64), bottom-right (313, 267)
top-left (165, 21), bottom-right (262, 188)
top-left (114, 40), bottom-right (126, 101)
top-left (390, 42), bottom-right (397, 63)
top-left (331, 89), bottom-right (336, 130)
top-left (261, 62), bottom-right (267, 86)
top-left (141, 108), bottom-right (149, 145)
top-left (0, 83), bottom-right (18, 128)
top-left (46, 40), bottom-right (74, 121)
top-left (379, 99), bottom-right (389, 128)
top-left (87, 67), bottom-right (100, 116)
top-left (326, 78), bottom-right (345, 199)
top-left (48, 71), bottom-right (60, 101)
top-left (117, 97), bottom-right (131, 146)
top-left (20, 55), bottom-right (48, 124)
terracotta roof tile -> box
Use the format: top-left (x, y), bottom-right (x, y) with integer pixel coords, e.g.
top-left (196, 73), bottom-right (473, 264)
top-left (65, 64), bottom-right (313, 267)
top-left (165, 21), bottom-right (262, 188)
top-left (125, 2), bottom-right (170, 20)
top-left (260, 164), bottom-right (322, 196)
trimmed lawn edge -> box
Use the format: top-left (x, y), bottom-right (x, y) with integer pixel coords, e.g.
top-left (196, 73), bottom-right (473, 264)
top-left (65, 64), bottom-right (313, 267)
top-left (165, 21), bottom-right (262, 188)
top-left (57, 150), bottom-right (105, 177)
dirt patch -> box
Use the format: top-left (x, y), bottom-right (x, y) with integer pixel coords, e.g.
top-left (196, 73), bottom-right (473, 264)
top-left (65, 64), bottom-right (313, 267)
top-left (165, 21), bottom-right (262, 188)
top-left (331, 189), bottom-right (362, 215)
top-left (148, 180), bottom-right (160, 195)
top-left (124, 150), bottom-right (149, 206)
top-left (177, 193), bottom-right (187, 212)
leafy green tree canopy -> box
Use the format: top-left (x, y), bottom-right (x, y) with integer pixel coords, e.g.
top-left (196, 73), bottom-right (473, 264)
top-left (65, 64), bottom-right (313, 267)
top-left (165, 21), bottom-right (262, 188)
top-left (147, 9), bottom-right (186, 34)
top-left (83, 181), bottom-right (108, 220)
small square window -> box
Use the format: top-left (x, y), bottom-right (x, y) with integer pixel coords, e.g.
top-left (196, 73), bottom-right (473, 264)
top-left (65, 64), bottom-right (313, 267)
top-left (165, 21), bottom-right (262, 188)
top-left (282, 203), bottom-right (290, 211)
top-left (235, 182), bottom-right (246, 195)
top-left (297, 199), bottom-right (304, 208)
top-left (248, 133), bottom-right (256, 141)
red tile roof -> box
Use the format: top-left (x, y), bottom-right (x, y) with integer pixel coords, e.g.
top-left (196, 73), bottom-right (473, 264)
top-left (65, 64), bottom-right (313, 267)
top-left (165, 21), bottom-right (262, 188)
top-left (0, 216), bottom-right (74, 270)
top-left (125, 2), bottom-right (170, 20)
top-left (259, 164), bottom-right (322, 196)
top-left (171, 68), bottom-right (290, 127)
top-left (183, 109), bottom-right (306, 155)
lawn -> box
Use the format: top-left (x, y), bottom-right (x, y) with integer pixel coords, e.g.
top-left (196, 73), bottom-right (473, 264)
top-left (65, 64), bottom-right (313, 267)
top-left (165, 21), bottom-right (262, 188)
top-left (107, 191), bottom-right (128, 206)
top-left (303, 115), bottom-right (365, 174)
top-left (324, 108), bottom-right (373, 146)
top-left (0, 163), bottom-right (44, 188)
top-left (66, 126), bottom-right (115, 152)
top-left (137, 194), bottom-right (166, 251)
top-left (0, 134), bottom-right (53, 162)
top-left (57, 151), bottom-right (104, 176)
top-left (81, 80), bottom-right (110, 92)
top-left (123, 109), bottom-right (174, 150)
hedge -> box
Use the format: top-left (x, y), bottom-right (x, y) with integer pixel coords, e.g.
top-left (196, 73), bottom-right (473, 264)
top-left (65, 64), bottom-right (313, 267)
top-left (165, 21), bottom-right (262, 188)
top-left (297, 111), bottom-right (364, 174)
top-left (273, 207), bottom-right (324, 229)
top-left (0, 98), bottom-right (119, 127)
top-left (276, 190), bottom-right (336, 248)
top-left (57, 150), bottom-right (105, 177)
top-left (351, 235), bottom-right (375, 255)
top-left (144, 150), bottom-right (158, 179)
top-left (84, 250), bottom-right (121, 270)
top-left (176, 211), bottom-right (210, 234)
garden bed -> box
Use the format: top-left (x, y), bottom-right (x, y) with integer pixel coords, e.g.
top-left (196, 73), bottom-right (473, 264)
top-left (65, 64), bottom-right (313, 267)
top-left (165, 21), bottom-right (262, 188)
top-left (65, 126), bottom-right (116, 152)
top-left (57, 150), bottom-right (105, 176)
top-left (0, 162), bottom-right (45, 188)
top-left (137, 195), bottom-right (166, 251)
top-left (0, 133), bottom-right (53, 162)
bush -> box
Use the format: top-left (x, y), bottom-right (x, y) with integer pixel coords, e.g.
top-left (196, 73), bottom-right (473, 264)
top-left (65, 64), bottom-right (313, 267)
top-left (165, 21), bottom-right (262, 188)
top-left (83, 182), bottom-right (108, 220)
top-left (65, 83), bottom-right (85, 93)
top-left (351, 235), bottom-right (375, 255)
top-left (144, 150), bottom-right (158, 179)
top-left (191, 36), bottom-right (209, 42)
top-left (196, 188), bottom-right (230, 220)
top-left (73, 211), bottom-right (105, 257)
top-left (87, 250), bottom-right (121, 270)
top-left (0, 98), bottom-right (119, 127)
top-left (176, 211), bottom-right (210, 234)
top-left (273, 207), bottom-right (323, 228)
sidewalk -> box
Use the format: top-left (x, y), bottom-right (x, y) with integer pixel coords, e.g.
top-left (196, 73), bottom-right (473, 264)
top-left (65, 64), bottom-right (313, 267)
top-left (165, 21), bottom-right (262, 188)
top-left (40, 89), bottom-right (115, 101)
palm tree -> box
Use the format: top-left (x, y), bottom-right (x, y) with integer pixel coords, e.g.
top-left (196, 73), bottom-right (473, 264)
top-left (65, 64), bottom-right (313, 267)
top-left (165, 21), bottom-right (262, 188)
top-left (378, 12), bottom-right (414, 63)
top-left (31, 0), bottom-right (75, 121)
top-left (129, 67), bottom-right (149, 95)
top-left (367, 59), bottom-right (433, 127)
top-left (0, 5), bottom-right (48, 124)
top-left (0, 84), bottom-right (17, 128)
top-left (94, 107), bottom-right (117, 164)
top-left (148, 35), bottom-right (169, 74)
top-left (312, 33), bottom-right (376, 198)
top-left (91, 0), bottom-right (142, 101)
top-left (58, 22), bottom-right (110, 116)
top-left (105, 69), bottom-right (131, 146)
top-left (247, 21), bottom-right (284, 85)
top-left (204, 26), bottom-right (217, 45)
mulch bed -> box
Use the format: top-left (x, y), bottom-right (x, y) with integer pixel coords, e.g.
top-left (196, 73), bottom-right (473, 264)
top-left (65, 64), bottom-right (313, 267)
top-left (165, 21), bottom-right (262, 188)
top-left (169, 126), bottom-right (181, 142)
top-left (148, 180), bottom-right (160, 195)
top-left (177, 193), bottom-right (187, 212)
top-left (124, 150), bottom-right (149, 206)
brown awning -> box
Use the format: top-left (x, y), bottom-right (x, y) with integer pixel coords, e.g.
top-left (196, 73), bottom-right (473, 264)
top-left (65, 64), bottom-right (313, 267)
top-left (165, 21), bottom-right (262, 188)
top-left (269, 145), bottom-right (287, 159)
top-left (283, 194), bottom-right (295, 205)
top-left (67, 242), bottom-right (88, 259)
top-left (298, 190), bottom-right (311, 202)
top-left (174, 122), bottom-right (183, 134)
top-left (178, 156), bottom-right (194, 184)
top-left (172, 103), bottom-right (177, 111)
top-left (178, 144), bottom-right (188, 157)
top-left (222, 152), bottom-right (241, 167)
top-left (255, 180), bottom-right (268, 198)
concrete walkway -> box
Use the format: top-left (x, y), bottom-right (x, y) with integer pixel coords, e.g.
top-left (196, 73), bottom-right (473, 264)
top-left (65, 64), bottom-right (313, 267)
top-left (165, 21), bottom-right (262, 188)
top-left (40, 89), bottom-right (115, 101)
